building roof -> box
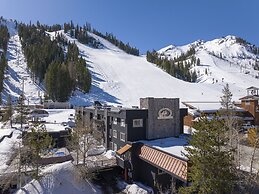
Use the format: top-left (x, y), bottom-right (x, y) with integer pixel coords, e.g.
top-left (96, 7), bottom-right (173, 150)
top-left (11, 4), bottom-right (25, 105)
top-left (182, 101), bottom-right (245, 116)
top-left (138, 145), bottom-right (187, 182)
top-left (30, 109), bottom-right (49, 117)
top-left (247, 86), bottom-right (259, 90)
top-left (140, 135), bottom-right (189, 160)
top-left (116, 144), bottom-right (132, 155)
top-left (239, 95), bottom-right (259, 100)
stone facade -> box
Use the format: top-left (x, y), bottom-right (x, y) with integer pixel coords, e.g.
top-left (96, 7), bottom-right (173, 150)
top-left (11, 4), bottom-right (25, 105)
top-left (140, 97), bottom-right (180, 140)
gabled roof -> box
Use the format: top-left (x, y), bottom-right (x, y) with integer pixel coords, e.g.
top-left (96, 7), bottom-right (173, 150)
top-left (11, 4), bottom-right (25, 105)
top-left (239, 95), bottom-right (259, 100)
top-left (246, 86), bottom-right (259, 90)
top-left (138, 145), bottom-right (187, 182)
top-left (116, 144), bottom-right (132, 155)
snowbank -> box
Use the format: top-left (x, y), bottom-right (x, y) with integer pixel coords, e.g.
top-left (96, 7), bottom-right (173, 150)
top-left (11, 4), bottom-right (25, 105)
top-left (16, 161), bottom-right (102, 194)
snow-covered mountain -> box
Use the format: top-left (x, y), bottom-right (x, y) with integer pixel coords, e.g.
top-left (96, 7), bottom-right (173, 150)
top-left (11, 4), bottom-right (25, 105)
top-left (158, 35), bottom-right (259, 86)
top-left (1, 18), bottom-right (259, 107)
top-left (65, 33), bottom-right (259, 106)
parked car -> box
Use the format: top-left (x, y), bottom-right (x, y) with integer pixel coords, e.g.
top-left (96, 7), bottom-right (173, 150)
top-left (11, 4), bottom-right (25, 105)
top-left (241, 123), bottom-right (255, 131)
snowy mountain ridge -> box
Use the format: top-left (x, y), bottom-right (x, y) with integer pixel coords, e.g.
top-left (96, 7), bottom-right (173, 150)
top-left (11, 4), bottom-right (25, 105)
top-left (1, 18), bottom-right (259, 107)
top-left (158, 35), bottom-right (259, 87)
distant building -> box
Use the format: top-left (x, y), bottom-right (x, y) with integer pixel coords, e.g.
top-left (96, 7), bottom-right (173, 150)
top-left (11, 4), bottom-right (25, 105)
top-left (43, 100), bottom-right (71, 109)
top-left (239, 86), bottom-right (259, 125)
top-left (183, 86), bottom-right (259, 128)
top-left (183, 102), bottom-right (255, 128)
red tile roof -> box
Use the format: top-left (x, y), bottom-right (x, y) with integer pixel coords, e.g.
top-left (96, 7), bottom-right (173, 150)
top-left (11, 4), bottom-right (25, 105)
top-left (138, 145), bottom-right (188, 182)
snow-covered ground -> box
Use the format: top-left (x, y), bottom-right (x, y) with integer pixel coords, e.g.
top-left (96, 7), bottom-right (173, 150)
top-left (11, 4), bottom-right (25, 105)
top-left (16, 161), bottom-right (102, 194)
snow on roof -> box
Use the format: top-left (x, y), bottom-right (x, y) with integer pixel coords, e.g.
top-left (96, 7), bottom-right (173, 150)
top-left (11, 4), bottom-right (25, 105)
top-left (182, 101), bottom-right (245, 116)
top-left (246, 86), bottom-right (259, 90)
top-left (44, 109), bottom-right (75, 124)
top-left (140, 135), bottom-right (190, 160)
top-left (44, 123), bottom-right (68, 132)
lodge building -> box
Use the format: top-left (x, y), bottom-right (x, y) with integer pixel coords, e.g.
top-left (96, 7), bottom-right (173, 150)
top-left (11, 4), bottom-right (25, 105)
top-left (183, 86), bottom-right (259, 128)
top-left (76, 97), bottom-right (188, 191)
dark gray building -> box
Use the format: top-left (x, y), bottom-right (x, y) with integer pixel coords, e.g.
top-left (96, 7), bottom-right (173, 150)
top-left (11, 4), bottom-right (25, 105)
top-left (140, 97), bottom-right (181, 139)
top-left (76, 97), bottom-right (187, 151)
top-left (76, 97), bottom-right (188, 192)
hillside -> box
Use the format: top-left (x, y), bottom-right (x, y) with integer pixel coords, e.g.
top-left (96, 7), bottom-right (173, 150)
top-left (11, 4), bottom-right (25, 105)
top-left (1, 19), bottom-right (259, 107)
top-left (62, 32), bottom-right (259, 106)
top-left (0, 19), bottom-right (44, 104)
top-left (158, 35), bottom-right (259, 90)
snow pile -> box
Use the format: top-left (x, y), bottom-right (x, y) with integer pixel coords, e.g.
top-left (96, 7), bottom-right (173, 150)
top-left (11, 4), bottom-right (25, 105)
top-left (0, 127), bottom-right (21, 173)
top-left (117, 180), bottom-right (154, 194)
top-left (103, 150), bottom-right (115, 159)
top-left (16, 161), bottom-right (102, 194)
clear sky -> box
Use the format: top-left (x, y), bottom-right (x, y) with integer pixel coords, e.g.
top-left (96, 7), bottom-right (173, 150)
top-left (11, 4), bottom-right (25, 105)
top-left (0, 0), bottom-right (258, 54)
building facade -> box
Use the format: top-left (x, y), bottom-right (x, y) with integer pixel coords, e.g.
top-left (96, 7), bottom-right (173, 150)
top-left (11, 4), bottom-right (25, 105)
top-left (76, 97), bottom-right (187, 151)
top-left (239, 86), bottom-right (259, 125)
top-left (76, 97), bottom-right (188, 192)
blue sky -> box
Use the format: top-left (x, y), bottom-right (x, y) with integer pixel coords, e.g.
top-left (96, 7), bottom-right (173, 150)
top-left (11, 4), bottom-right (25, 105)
top-left (0, 0), bottom-right (258, 53)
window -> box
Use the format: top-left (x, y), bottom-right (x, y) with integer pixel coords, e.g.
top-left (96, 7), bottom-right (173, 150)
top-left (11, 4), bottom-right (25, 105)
top-left (113, 143), bottom-right (117, 151)
top-left (133, 119), bottom-right (143, 128)
top-left (120, 132), bottom-right (126, 142)
top-left (245, 100), bottom-right (250, 105)
top-left (121, 119), bottom-right (125, 127)
top-left (113, 130), bottom-right (117, 138)
top-left (113, 118), bottom-right (117, 125)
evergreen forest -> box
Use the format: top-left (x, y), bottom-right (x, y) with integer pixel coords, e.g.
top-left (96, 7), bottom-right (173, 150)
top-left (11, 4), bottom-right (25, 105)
top-left (18, 23), bottom-right (91, 102)
top-left (146, 48), bottom-right (198, 82)
top-left (0, 25), bottom-right (10, 102)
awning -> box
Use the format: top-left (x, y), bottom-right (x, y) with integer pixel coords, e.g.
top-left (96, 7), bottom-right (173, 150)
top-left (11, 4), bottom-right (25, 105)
top-left (138, 145), bottom-right (188, 182)
top-left (116, 144), bottom-right (132, 155)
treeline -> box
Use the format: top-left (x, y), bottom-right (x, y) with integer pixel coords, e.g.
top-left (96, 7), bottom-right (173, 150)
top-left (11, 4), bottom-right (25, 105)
top-left (0, 25), bottom-right (9, 51)
top-left (19, 24), bottom-right (64, 82)
top-left (0, 25), bottom-right (10, 101)
top-left (146, 48), bottom-right (198, 82)
top-left (62, 21), bottom-right (139, 55)
top-left (236, 37), bottom-right (259, 55)
top-left (18, 23), bottom-right (91, 102)
top-left (93, 29), bottom-right (139, 56)
top-left (63, 21), bottom-right (101, 48)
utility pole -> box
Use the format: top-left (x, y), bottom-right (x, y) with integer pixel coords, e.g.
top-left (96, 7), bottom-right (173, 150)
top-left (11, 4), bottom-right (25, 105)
top-left (20, 78), bottom-right (25, 129)
top-left (17, 142), bottom-right (22, 189)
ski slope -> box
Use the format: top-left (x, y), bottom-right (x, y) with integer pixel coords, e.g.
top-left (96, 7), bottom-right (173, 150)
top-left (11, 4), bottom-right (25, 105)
top-left (2, 19), bottom-right (259, 107)
top-left (1, 19), bottom-right (44, 104)
top-left (55, 32), bottom-right (258, 107)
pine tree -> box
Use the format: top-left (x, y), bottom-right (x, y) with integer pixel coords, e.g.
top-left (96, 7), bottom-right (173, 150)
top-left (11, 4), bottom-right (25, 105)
top-left (3, 95), bottom-right (13, 122)
top-left (220, 83), bottom-right (233, 111)
top-left (196, 58), bottom-right (200, 66)
top-left (24, 126), bottom-right (53, 179)
top-left (180, 116), bottom-right (236, 194)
